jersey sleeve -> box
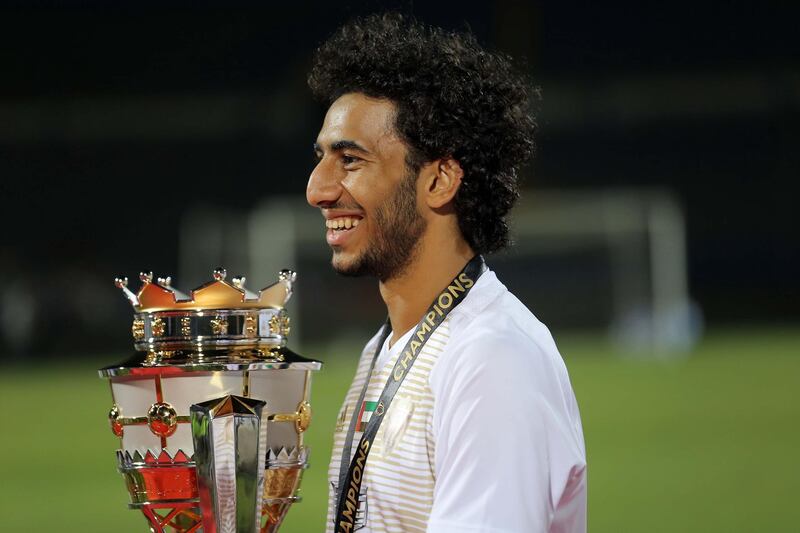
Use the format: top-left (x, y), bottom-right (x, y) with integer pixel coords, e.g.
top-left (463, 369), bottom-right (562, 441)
top-left (427, 330), bottom-right (586, 533)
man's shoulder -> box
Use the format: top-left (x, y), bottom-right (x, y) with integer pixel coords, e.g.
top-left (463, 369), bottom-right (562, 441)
top-left (433, 275), bottom-right (582, 438)
top-left (452, 274), bottom-right (560, 365)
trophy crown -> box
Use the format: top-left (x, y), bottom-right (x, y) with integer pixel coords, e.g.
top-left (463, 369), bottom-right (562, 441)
top-left (114, 268), bottom-right (296, 312)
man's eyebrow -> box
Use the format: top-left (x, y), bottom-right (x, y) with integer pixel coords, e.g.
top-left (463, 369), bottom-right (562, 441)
top-left (313, 140), bottom-right (371, 155)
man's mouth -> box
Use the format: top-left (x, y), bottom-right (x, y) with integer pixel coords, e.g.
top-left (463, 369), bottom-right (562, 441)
top-left (325, 215), bottom-right (363, 246)
top-left (325, 216), bottom-right (362, 232)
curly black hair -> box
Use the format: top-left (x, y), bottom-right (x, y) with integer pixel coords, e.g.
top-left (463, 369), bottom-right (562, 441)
top-left (308, 13), bottom-right (536, 254)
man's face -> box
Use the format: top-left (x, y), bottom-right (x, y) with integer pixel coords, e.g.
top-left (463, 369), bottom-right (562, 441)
top-left (307, 93), bottom-right (426, 281)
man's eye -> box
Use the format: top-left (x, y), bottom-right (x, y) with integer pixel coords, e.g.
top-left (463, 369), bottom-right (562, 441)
top-left (342, 155), bottom-right (361, 165)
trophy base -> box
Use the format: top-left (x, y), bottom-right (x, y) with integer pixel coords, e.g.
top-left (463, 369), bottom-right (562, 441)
top-left (135, 497), bottom-right (299, 533)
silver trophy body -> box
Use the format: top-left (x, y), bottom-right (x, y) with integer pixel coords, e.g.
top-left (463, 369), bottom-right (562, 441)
top-left (100, 268), bottom-right (321, 532)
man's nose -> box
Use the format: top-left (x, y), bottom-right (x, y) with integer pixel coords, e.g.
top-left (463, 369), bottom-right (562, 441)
top-left (306, 157), bottom-right (341, 208)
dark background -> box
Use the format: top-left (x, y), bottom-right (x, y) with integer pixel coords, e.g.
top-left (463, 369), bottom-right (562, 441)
top-left (0, 1), bottom-right (797, 357)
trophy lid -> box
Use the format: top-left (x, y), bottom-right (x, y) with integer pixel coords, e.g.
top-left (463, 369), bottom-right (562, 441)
top-left (111, 268), bottom-right (303, 356)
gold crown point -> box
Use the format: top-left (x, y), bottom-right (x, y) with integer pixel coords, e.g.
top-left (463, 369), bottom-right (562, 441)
top-left (115, 276), bottom-right (141, 307)
top-left (213, 267), bottom-right (227, 281)
top-left (156, 275), bottom-right (190, 301)
top-left (278, 269), bottom-right (296, 283)
top-left (234, 276), bottom-right (261, 300)
top-left (140, 271), bottom-right (153, 283)
top-left (278, 269), bottom-right (296, 301)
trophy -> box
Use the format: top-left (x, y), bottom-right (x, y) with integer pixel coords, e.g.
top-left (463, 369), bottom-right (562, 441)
top-left (99, 268), bottom-right (321, 532)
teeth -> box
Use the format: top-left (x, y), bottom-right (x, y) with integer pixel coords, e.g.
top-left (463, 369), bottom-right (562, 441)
top-left (326, 217), bottom-right (361, 230)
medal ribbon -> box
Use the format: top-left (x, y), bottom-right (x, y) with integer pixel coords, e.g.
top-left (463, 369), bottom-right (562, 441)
top-left (333, 255), bottom-right (487, 533)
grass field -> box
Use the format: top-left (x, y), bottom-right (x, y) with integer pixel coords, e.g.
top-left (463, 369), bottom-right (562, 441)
top-left (0, 327), bottom-right (797, 532)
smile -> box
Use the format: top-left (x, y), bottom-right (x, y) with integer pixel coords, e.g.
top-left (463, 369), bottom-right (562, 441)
top-left (325, 215), bottom-right (363, 247)
top-left (325, 216), bottom-right (362, 231)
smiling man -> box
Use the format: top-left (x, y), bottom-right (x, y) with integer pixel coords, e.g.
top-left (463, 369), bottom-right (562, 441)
top-left (306, 14), bottom-right (586, 533)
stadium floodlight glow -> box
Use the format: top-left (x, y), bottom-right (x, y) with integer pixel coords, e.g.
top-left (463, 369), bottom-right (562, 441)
top-left (99, 268), bottom-right (321, 532)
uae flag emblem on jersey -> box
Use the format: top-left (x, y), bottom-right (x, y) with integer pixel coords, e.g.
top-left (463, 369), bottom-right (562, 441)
top-left (356, 400), bottom-right (378, 432)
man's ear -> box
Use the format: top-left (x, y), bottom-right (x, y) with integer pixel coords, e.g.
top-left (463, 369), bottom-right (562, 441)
top-left (421, 158), bottom-right (464, 209)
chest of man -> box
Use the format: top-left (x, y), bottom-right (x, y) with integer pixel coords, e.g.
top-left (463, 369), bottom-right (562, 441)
top-left (326, 323), bottom-right (452, 532)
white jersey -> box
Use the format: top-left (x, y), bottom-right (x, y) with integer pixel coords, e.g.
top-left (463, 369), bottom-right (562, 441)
top-left (326, 270), bottom-right (586, 533)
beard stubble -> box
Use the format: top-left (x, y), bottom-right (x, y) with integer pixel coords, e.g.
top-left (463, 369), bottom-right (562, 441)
top-left (332, 168), bottom-right (426, 282)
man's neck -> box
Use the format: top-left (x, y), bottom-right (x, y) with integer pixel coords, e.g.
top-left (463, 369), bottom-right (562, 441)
top-left (379, 233), bottom-right (475, 346)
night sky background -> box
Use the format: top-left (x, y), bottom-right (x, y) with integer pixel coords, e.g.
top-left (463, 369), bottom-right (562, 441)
top-left (0, 1), bottom-right (797, 356)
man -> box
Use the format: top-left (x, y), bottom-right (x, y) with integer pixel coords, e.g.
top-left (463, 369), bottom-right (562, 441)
top-left (306, 14), bottom-right (586, 533)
